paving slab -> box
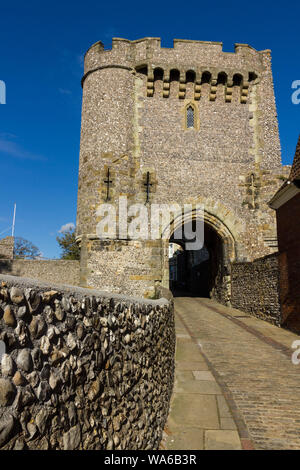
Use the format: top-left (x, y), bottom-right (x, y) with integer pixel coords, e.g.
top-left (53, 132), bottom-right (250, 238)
top-left (175, 370), bottom-right (195, 382)
top-left (205, 430), bottom-right (242, 450)
top-left (175, 339), bottom-right (202, 361)
top-left (217, 395), bottom-right (232, 418)
top-left (168, 394), bottom-right (219, 429)
top-left (220, 418), bottom-right (237, 430)
top-left (175, 380), bottom-right (222, 394)
top-left (176, 360), bottom-right (209, 371)
top-left (192, 370), bottom-right (215, 381)
top-left (164, 428), bottom-right (204, 450)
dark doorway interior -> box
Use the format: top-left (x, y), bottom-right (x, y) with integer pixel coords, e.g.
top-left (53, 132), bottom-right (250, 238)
top-left (169, 223), bottom-right (224, 297)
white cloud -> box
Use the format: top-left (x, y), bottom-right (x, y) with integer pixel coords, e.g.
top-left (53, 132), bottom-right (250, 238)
top-left (59, 88), bottom-right (72, 95)
top-left (0, 135), bottom-right (46, 161)
top-left (59, 49), bottom-right (85, 79)
top-left (58, 222), bottom-right (75, 233)
top-left (0, 132), bottom-right (17, 139)
top-left (77, 54), bottom-right (84, 67)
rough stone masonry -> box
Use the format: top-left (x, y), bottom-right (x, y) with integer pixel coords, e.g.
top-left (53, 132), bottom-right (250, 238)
top-left (0, 275), bottom-right (175, 450)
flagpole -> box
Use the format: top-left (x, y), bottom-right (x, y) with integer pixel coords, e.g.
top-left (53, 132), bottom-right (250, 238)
top-left (12, 203), bottom-right (16, 237)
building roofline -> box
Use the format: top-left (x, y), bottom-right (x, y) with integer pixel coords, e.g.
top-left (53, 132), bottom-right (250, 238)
top-left (84, 37), bottom-right (267, 57)
top-left (269, 181), bottom-right (300, 209)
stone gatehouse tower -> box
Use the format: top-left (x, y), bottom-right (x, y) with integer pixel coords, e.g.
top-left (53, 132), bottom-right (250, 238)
top-left (76, 37), bottom-right (288, 300)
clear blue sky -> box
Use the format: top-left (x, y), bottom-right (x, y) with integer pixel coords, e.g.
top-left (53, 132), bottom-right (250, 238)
top-left (0, 0), bottom-right (299, 258)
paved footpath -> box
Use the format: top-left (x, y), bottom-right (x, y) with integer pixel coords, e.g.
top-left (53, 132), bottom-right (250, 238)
top-left (162, 297), bottom-right (300, 450)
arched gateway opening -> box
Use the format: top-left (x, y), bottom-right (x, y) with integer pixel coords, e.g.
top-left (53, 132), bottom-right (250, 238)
top-left (162, 210), bottom-right (236, 304)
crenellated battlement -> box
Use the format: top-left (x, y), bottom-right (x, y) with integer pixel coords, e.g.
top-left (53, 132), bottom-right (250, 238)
top-left (82, 37), bottom-right (270, 88)
top-left (85, 37), bottom-right (267, 58)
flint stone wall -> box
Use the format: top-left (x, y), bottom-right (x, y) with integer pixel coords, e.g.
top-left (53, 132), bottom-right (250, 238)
top-left (0, 237), bottom-right (14, 260)
top-left (0, 260), bottom-right (80, 287)
top-left (231, 253), bottom-right (281, 325)
top-left (0, 274), bottom-right (175, 450)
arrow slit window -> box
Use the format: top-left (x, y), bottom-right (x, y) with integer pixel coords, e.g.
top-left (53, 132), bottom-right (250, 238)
top-left (186, 105), bottom-right (194, 128)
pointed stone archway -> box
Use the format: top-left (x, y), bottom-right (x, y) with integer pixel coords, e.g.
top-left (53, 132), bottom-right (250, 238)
top-left (160, 200), bottom-right (245, 304)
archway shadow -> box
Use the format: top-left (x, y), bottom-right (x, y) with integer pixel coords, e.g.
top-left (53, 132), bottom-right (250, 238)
top-left (169, 223), bottom-right (224, 299)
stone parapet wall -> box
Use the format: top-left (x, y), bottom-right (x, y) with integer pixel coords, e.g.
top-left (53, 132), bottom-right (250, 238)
top-left (0, 260), bottom-right (80, 287)
top-left (0, 237), bottom-right (14, 260)
top-left (231, 253), bottom-right (281, 325)
top-left (83, 38), bottom-right (268, 79)
top-left (0, 274), bottom-right (175, 450)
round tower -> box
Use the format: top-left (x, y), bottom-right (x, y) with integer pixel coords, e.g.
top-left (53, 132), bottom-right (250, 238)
top-left (76, 39), bottom-right (135, 239)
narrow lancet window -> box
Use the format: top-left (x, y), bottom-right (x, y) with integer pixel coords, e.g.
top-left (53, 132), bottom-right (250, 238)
top-left (187, 106), bottom-right (194, 128)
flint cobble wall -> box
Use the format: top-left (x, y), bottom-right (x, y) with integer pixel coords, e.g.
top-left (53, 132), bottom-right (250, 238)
top-left (0, 260), bottom-right (80, 287)
top-left (0, 237), bottom-right (14, 260)
top-left (231, 253), bottom-right (281, 325)
top-left (0, 274), bottom-right (175, 450)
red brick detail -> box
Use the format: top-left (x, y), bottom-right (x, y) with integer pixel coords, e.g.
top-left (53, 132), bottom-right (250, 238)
top-left (241, 439), bottom-right (255, 450)
top-left (289, 135), bottom-right (300, 181)
top-left (276, 193), bottom-right (300, 332)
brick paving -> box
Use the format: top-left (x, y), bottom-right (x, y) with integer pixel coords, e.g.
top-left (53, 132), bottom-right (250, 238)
top-left (164, 297), bottom-right (300, 450)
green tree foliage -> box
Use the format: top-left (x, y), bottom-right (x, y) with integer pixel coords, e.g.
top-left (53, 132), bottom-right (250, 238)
top-left (56, 229), bottom-right (80, 260)
top-left (14, 237), bottom-right (41, 259)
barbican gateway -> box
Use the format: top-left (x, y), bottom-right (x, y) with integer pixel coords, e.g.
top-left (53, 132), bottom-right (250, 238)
top-left (76, 37), bottom-right (288, 301)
